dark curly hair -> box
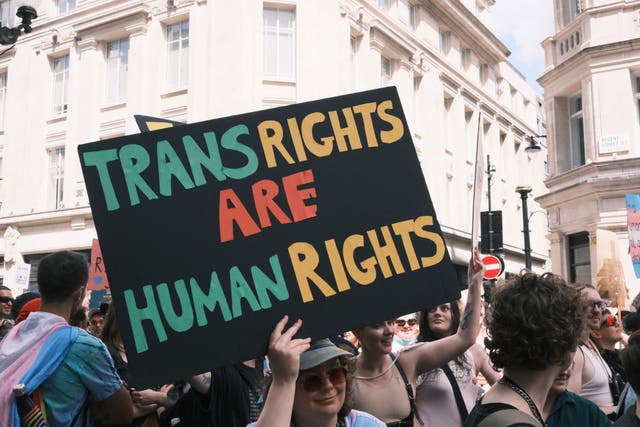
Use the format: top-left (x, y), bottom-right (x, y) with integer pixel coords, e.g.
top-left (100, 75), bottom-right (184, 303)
top-left (484, 272), bottom-right (583, 371)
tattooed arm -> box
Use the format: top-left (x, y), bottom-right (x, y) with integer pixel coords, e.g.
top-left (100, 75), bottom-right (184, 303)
top-left (189, 372), bottom-right (212, 394)
top-left (400, 248), bottom-right (485, 379)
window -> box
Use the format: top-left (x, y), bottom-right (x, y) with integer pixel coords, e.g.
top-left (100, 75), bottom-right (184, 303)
top-left (377, 0), bottom-right (389, 10)
top-left (563, 0), bottom-right (582, 25)
top-left (398, 0), bottom-right (417, 28)
top-left (0, 1), bottom-right (16, 28)
top-left (381, 56), bottom-right (392, 86)
top-left (439, 30), bottom-right (450, 54)
top-left (105, 38), bottom-right (129, 103)
top-left (0, 72), bottom-right (7, 128)
top-left (48, 147), bottom-right (65, 210)
top-left (166, 20), bottom-right (189, 88)
top-left (264, 8), bottom-right (295, 80)
top-left (569, 94), bottom-right (585, 168)
top-left (568, 232), bottom-right (590, 283)
top-left (57, 0), bottom-right (76, 14)
top-left (52, 55), bottom-right (69, 115)
top-left (479, 64), bottom-right (488, 84)
top-left (350, 35), bottom-right (359, 89)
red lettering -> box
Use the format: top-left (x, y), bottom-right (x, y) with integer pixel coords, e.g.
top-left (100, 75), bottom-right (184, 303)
top-left (282, 169), bottom-right (318, 222)
top-left (252, 179), bottom-right (292, 228)
top-left (218, 189), bottom-right (261, 243)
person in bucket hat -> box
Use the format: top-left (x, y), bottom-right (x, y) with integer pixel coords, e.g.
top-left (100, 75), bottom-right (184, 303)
top-left (249, 316), bottom-right (385, 427)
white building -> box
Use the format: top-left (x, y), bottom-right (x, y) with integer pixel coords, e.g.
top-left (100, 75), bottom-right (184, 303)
top-left (538, 0), bottom-right (640, 307)
top-left (0, 0), bottom-right (545, 292)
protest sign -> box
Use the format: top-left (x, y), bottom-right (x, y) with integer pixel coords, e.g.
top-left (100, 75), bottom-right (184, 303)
top-left (78, 87), bottom-right (460, 387)
top-left (87, 238), bottom-right (109, 291)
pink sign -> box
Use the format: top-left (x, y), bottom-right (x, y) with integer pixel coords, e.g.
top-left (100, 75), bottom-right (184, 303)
top-left (87, 238), bottom-right (109, 291)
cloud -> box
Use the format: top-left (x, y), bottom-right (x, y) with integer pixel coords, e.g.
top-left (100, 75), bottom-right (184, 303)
top-left (489, 0), bottom-right (554, 89)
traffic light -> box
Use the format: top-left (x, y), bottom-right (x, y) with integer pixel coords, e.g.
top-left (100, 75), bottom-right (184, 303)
top-left (480, 210), bottom-right (503, 254)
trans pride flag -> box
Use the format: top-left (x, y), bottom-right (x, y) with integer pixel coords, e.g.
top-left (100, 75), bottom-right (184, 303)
top-left (627, 194), bottom-right (640, 278)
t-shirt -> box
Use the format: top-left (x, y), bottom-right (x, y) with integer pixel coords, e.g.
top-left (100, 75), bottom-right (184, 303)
top-left (40, 329), bottom-right (123, 427)
top-left (463, 401), bottom-right (539, 427)
top-left (247, 409), bottom-right (386, 427)
top-left (614, 405), bottom-right (640, 427)
top-left (546, 391), bottom-right (611, 427)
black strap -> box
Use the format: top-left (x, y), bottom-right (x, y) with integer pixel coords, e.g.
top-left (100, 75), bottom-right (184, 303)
top-left (390, 354), bottom-right (424, 426)
top-left (441, 363), bottom-right (469, 421)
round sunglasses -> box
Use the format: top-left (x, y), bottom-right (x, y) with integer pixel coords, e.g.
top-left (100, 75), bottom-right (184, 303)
top-left (298, 367), bottom-right (347, 393)
top-left (394, 318), bottom-right (417, 327)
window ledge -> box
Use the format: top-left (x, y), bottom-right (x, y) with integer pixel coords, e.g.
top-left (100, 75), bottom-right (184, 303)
top-left (262, 78), bottom-right (296, 86)
top-left (47, 114), bottom-right (68, 125)
top-left (161, 87), bottom-right (188, 99)
top-left (100, 102), bottom-right (127, 112)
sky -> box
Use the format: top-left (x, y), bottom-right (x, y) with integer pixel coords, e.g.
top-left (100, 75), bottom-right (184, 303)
top-left (489, 0), bottom-right (555, 94)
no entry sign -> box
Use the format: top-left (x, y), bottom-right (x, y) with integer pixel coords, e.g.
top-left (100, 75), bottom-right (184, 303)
top-left (482, 254), bottom-right (504, 280)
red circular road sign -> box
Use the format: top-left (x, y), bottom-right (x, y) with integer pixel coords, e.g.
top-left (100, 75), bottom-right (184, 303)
top-left (482, 255), bottom-right (505, 280)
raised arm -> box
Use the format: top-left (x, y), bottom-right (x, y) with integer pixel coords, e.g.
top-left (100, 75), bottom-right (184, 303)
top-left (470, 343), bottom-right (501, 385)
top-left (255, 316), bottom-right (311, 427)
top-left (401, 248), bottom-right (485, 377)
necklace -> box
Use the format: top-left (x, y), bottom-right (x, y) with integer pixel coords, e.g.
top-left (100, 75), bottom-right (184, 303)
top-left (499, 376), bottom-right (546, 427)
top-left (353, 354), bottom-right (399, 380)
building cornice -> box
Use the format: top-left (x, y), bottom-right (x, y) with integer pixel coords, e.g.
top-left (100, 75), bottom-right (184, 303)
top-left (420, 0), bottom-right (510, 63)
top-left (536, 158), bottom-right (640, 207)
top-left (539, 37), bottom-right (640, 86)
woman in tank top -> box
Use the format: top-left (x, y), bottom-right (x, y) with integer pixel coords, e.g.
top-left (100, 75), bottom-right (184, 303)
top-left (350, 249), bottom-right (485, 426)
top-left (413, 301), bottom-right (501, 426)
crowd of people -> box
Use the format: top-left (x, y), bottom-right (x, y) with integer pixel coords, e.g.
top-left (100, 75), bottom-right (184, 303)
top-left (1, 249), bottom-right (640, 426)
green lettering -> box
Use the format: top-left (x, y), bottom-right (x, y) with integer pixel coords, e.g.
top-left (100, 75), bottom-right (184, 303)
top-left (124, 285), bottom-right (168, 353)
top-left (157, 140), bottom-right (196, 196)
top-left (229, 266), bottom-right (262, 318)
top-left (251, 254), bottom-right (289, 309)
top-left (184, 133), bottom-right (226, 185)
top-left (82, 149), bottom-right (120, 211)
top-left (157, 280), bottom-right (194, 333)
top-left (190, 274), bottom-right (232, 325)
top-left (221, 124), bottom-right (259, 179)
top-left (119, 144), bottom-right (158, 206)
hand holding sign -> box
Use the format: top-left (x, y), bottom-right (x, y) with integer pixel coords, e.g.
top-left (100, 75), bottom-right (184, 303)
top-left (267, 316), bottom-right (311, 383)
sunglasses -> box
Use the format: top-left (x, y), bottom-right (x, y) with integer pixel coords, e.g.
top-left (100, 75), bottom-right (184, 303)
top-left (601, 314), bottom-right (619, 328)
top-left (591, 300), bottom-right (608, 310)
top-left (0, 296), bottom-right (14, 304)
top-left (395, 318), bottom-right (417, 327)
top-left (298, 367), bottom-right (347, 393)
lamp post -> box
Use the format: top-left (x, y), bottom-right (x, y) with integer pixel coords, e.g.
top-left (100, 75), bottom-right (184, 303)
top-left (516, 185), bottom-right (533, 270)
top-left (0, 5), bottom-right (38, 46)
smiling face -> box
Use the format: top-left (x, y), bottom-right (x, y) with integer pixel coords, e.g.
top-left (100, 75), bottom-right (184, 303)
top-left (292, 358), bottom-right (346, 424)
top-left (0, 289), bottom-right (14, 318)
top-left (427, 303), bottom-right (453, 338)
top-left (354, 320), bottom-right (395, 355)
top-left (394, 314), bottom-right (419, 341)
top-left (582, 287), bottom-right (606, 332)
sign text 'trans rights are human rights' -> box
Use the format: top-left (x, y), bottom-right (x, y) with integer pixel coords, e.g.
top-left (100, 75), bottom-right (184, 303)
top-left (78, 87), bottom-right (460, 388)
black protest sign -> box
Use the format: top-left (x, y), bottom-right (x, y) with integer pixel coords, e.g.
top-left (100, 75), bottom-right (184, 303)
top-left (78, 87), bottom-right (460, 388)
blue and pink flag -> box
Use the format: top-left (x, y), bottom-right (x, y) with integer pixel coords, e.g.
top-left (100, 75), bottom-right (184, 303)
top-left (627, 194), bottom-right (640, 278)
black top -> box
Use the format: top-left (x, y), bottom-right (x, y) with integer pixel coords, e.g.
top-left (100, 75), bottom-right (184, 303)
top-left (464, 402), bottom-right (538, 427)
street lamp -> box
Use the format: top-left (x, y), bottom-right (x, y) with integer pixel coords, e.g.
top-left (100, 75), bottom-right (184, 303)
top-left (516, 185), bottom-right (533, 270)
top-left (0, 5), bottom-right (38, 45)
top-left (524, 134), bottom-right (546, 153)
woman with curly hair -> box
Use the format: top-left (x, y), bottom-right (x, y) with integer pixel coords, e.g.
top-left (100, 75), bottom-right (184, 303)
top-left (463, 273), bottom-right (584, 427)
top-left (251, 316), bottom-right (385, 427)
top-left (413, 300), bottom-right (500, 426)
